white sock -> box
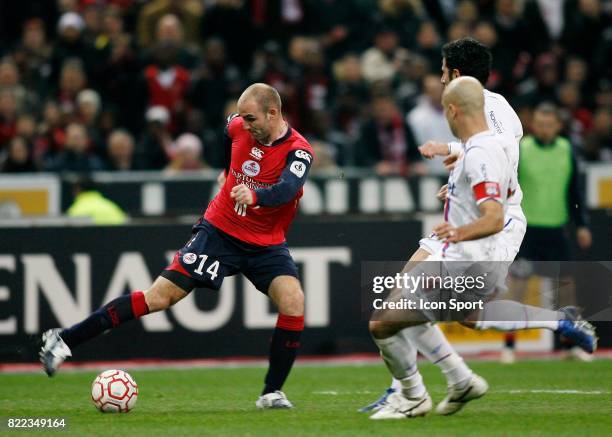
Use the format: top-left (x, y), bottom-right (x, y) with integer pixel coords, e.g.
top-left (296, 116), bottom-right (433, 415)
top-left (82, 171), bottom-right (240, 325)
top-left (373, 333), bottom-right (426, 398)
top-left (390, 377), bottom-right (402, 391)
top-left (402, 323), bottom-right (472, 388)
top-left (476, 300), bottom-right (562, 331)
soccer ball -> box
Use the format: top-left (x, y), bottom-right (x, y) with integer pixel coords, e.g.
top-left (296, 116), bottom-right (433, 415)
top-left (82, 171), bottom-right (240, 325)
top-left (91, 369), bottom-right (138, 413)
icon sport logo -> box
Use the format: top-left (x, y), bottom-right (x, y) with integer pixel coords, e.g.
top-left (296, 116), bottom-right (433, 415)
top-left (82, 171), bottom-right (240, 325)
top-left (250, 147), bottom-right (264, 160)
top-left (242, 160), bottom-right (261, 177)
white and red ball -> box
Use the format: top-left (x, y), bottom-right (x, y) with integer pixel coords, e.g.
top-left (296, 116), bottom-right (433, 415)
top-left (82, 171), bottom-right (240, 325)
top-left (91, 369), bottom-right (138, 413)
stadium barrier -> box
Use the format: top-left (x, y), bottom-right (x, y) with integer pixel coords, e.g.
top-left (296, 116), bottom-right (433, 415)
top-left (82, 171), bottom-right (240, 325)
top-left (1, 215), bottom-right (610, 362)
top-left (0, 164), bottom-right (610, 217)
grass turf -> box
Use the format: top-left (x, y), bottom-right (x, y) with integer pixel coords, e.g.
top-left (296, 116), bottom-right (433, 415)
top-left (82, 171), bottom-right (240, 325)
top-left (1, 359), bottom-right (611, 436)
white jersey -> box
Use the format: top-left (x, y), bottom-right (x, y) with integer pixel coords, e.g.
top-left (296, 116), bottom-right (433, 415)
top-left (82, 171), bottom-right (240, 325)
top-left (438, 130), bottom-right (511, 262)
top-left (446, 130), bottom-right (510, 229)
top-left (449, 89), bottom-right (525, 225)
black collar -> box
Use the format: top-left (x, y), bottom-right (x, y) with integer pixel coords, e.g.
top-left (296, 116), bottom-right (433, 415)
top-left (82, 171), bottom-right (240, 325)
top-left (265, 125), bottom-right (292, 147)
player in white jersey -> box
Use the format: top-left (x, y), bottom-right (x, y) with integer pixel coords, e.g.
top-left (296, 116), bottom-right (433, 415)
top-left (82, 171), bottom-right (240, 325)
top-left (361, 39), bottom-right (597, 416)
top-left (369, 77), bottom-right (508, 420)
top-left (419, 73), bottom-right (526, 262)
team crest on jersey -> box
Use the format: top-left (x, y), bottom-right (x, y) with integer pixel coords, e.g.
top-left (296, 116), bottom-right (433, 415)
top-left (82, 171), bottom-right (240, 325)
top-left (183, 253), bottom-right (197, 264)
top-left (242, 160), bottom-right (261, 177)
top-left (250, 147), bottom-right (264, 160)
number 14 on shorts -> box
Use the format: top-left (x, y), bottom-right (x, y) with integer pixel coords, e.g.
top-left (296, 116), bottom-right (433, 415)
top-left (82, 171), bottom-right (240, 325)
top-left (194, 255), bottom-right (219, 280)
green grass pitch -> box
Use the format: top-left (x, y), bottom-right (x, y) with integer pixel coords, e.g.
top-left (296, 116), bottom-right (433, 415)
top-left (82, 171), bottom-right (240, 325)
top-left (2, 359), bottom-right (611, 436)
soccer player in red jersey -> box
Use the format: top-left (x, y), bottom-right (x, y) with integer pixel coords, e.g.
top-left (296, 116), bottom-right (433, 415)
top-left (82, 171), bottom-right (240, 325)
top-left (40, 83), bottom-right (315, 409)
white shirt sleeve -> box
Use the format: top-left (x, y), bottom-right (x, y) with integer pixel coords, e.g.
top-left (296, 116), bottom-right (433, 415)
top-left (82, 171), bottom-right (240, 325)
top-left (448, 141), bottom-right (462, 155)
top-left (484, 91), bottom-right (523, 143)
top-left (463, 146), bottom-right (504, 204)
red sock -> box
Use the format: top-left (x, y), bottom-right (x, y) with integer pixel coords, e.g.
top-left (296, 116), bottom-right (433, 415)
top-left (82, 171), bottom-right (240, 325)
top-left (262, 314), bottom-right (304, 395)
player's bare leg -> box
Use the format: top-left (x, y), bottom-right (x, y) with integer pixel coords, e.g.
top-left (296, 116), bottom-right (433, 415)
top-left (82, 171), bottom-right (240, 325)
top-left (255, 275), bottom-right (304, 409)
top-left (40, 276), bottom-right (187, 376)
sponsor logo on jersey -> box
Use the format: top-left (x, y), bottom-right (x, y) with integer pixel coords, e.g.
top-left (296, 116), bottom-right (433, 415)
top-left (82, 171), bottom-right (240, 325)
top-left (295, 150), bottom-right (312, 163)
top-left (250, 147), bottom-right (264, 160)
top-left (183, 253), bottom-right (197, 264)
top-left (290, 161), bottom-right (306, 177)
top-left (242, 160), bottom-right (261, 177)
top-left (489, 110), bottom-right (503, 134)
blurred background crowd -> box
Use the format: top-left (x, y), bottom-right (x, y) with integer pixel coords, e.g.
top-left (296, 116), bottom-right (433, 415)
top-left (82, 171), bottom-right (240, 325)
top-left (0, 0), bottom-right (610, 176)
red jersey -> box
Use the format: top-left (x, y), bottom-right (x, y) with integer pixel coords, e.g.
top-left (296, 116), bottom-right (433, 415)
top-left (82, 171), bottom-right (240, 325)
top-left (205, 116), bottom-right (314, 246)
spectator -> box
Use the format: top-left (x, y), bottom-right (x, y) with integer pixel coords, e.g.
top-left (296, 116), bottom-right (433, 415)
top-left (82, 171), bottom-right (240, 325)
top-left (295, 40), bottom-right (330, 135)
top-left (143, 41), bottom-right (191, 134)
top-left (406, 74), bottom-right (454, 173)
top-left (392, 52), bottom-right (430, 113)
top-left (151, 13), bottom-right (199, 70)
top-left (516, 52), bottom-right (559, 106)
top-left (137, 0), bottom-right (203, 48)
top-left (250, 41), bottom-right (299, 126)
top-left (189, 38), bottom-right (242, 130)
top-left (137, 106), bottom-right (172, 169)
top-left (521, 0), bottom-right (565, 54)
top-left (305, 110), bottom-right (348, 166)
top-left (0, 90), bottom-right (18, 151)
top-left (55, 58), bottom-right (88, 117)
top-left (11, 18), bottom-right (52, 97)
top-left (46, 122), bottom-right (105, 172)
top-left (96, 10), bottom-right (142, 133)
top-left (165, 133), bottom-right (207, 173)
top-left (558, 81), bottom-right (593, 148)
top-left (373, 0), bottom-right (422, 50)
top-left (446, 20), bottom-right (470, 42)
top-left (106, 129), bottom-right (139, 171)
top-left (360, 28), bottom-right (405, 84)
top-left (309, 140), bottom-right (339, 174)
top-left (455, 0), bottom-right (480, 27)
top-left (561, 0), bottom-right (606, 62)
top-left (67, 176), bottom-right (127, 225)
top-left (50, 12), bottom-right (96, 83)
top-left (355, 95), bottom-right (421, 175)
top-left (414, 21), bottom-right (442, 70)
top-left (583, 108), bottom-right (612, 161)
top-left (0, 59), bottom-right (39, 113)
top-left (330, 53), bottom-right (369, 138)
top-left (200, 0), bottom-right (255, 72)
top-left (82, 2), bottom-right (106, 45)
top-left (0, 136), bottom-right (37, 173)
top-left (34, 100), bottom-right (66, 166)
top-left (76, 89), bottom-right (103, 152)
top-left (15, 114), bottom-right (37, 148)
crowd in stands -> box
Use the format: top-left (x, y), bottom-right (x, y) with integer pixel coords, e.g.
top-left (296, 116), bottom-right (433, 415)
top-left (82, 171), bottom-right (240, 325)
top-left (0, 0), bottom-right (610, 176)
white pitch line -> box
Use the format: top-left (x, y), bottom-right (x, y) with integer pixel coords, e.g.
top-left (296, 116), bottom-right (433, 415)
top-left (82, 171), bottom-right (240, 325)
top-left (504, 389), bottom-right (609, 395)
top-left (312, 389), bottom-right (610, 396)
top-left (312, 390), bottom-right (375, 396)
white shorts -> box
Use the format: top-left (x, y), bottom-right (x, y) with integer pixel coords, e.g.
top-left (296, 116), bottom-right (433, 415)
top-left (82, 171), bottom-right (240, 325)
top-left (419, 211), bottom-right (527, 263)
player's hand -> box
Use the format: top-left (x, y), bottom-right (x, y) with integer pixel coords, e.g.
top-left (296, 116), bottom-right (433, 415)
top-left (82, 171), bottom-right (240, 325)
top-left (436, 184), bottom-right (448, 201)
top-left (443, 153), bottom-right (460, 171)
top-left (230, 184), bottom-right (254, 205)
top-left (217, 171), bottom-right (227, 187)
top-left (433, 222), bottom-right (461, 243)
top-left (577, 227), bottom-right (592, 250)
top-left (419, 141), bottom-right (449, 159)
